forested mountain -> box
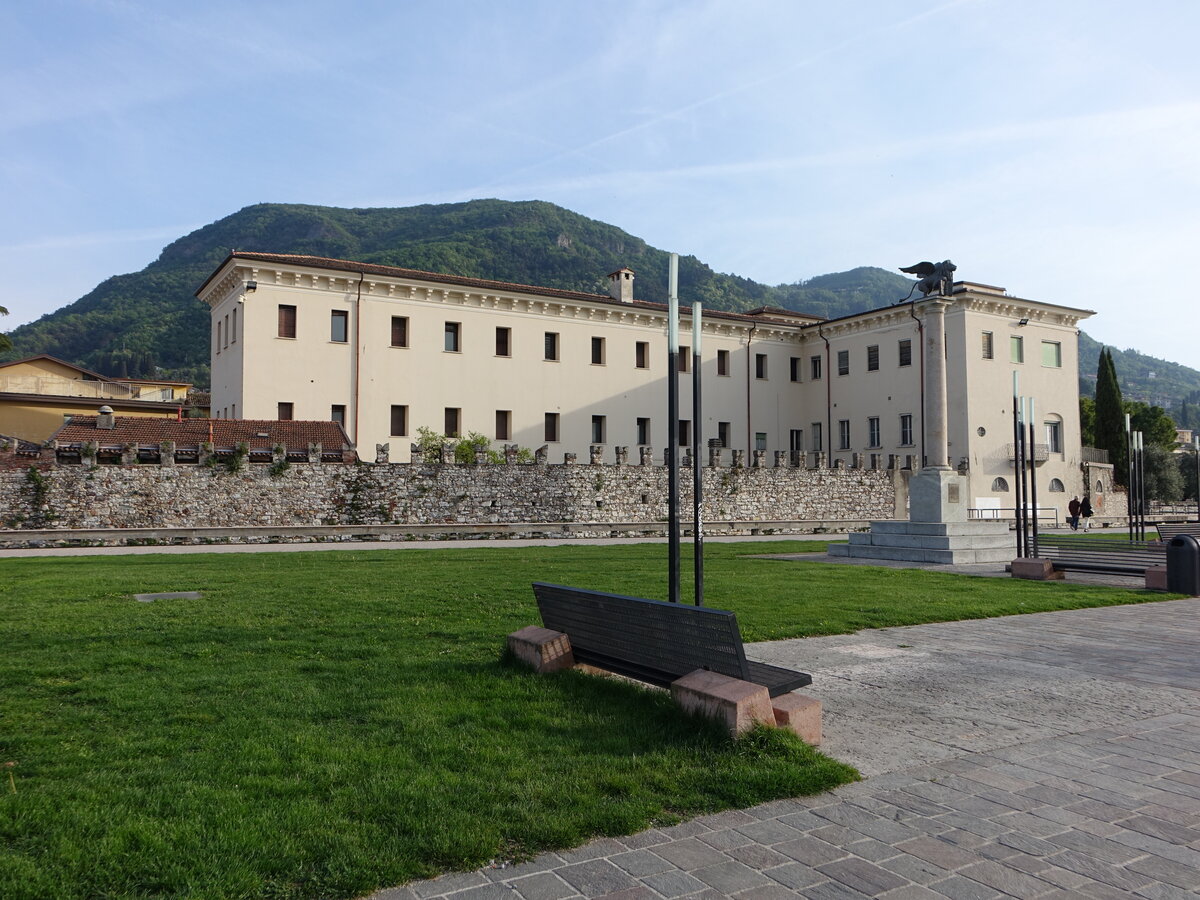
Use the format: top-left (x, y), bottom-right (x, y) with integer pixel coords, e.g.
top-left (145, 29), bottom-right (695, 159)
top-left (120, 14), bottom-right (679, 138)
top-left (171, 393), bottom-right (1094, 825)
top-left (4, 200), bottom-right (1200, 420)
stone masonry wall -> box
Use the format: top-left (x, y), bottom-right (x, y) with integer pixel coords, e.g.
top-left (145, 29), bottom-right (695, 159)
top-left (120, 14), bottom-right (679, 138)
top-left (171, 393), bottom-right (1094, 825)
top-left (0, 451), bottom-right (899, 531)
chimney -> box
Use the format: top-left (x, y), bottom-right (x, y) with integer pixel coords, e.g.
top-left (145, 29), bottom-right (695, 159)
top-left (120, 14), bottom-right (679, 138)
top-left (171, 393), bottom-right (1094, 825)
top-left (97, 405), bottom-right (115, 430)
top-left (607, 268), bottom-right (635, 303)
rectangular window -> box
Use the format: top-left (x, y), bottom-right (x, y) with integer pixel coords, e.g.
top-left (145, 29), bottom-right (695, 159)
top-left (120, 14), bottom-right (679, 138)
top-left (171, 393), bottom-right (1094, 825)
top-left (790, 429), bottom-right (803, 454)
top-left (1045, 421), bottom-right (1062, 453)
top-left (811, 422), bottom-right (823, 452)
top-left (496, 409), bottom-right (511, 441)
top-left (223, 314), bottom-right (229, 349)
top-left (790, 357), bottom-right (801, 382)
top-left (678, 419), bottom-right (691, 447)
top-left (678, 346), bottom-right (690, 373)
top-left (544, 332), bottom-right (559, 361)
top-left (230, 403), bottom-right (236, 419)
top-left (1011, 335), bottom-right (1024, 363)
top-left (900, 414), bottom-right (914, 446)
top-left (591, 336), bottom-right (605, 365)
top-left (330, 310), bottom-right (349, 343)
top-left (837, 349), bottom-right (850, 376)
top-left (391, 316), bottom-right (409, 348)
top-left (495, 327), bottom-right (511, 357)
top-left (982, 331), bottom-right (994, 359)
top-left (635, 341), bottom-right (649, 369)
top-left (755, 432), bottom-right (767, 452)
top-left (838, 419), bottom-right (851, 450)
top-left (811, 355), bottom-right (823, 380)
top-left (278, 305), bottom-right (297, 339)
top-left (231, 308), bottom-right (237, 344)
top-left (331, 404), bottom-right (346, 427)
top-left (444, 407), bottom-right (461, 437)
top-left (867, 345), bottom-right (879, 371)
top-left (390, 405), bottom-right (408, 437)
top-left (718, 421), bottom-right (731, 448)
top-left (444, 322), bottom-right (461, 353)
top-left (868, 416), bottom-right (881, 448)
top-left (544, 412), bottom-right (559, 442)
top-left (636, 417), bottom-right (651, 446)
top-left (216, 320), bottom-right (222, 354)
top-left (277, 402), bottom-right (293, 421)
top-left (717, 349), bottom-right (730, 376)
top-left (755, 353), bottom-right (767, 379)
top-left (899, 339), bottom-right (912, 367)
top-left (591, 415), bottom-right (606, 444)
top-left (1041, 340), bottom-right (1062, 368)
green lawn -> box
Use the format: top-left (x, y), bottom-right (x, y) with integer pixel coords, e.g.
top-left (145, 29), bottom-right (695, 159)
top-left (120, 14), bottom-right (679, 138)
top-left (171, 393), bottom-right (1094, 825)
top-left (0, 541), bottom-right (1171, 899)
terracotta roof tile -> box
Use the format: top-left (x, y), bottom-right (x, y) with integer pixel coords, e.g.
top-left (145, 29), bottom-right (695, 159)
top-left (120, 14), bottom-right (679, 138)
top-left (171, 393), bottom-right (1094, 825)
top-left (52, 417), bottom-right (353, 456)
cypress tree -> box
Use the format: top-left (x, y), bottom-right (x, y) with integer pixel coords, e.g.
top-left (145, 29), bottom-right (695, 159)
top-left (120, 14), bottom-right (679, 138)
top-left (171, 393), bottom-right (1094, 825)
top-left (1094, 348), bottom-right (1128, 484)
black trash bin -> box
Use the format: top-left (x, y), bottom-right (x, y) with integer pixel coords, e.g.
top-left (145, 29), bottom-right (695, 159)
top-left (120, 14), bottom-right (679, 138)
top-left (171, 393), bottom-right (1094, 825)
top-left (1166, 534), bottom-right (1200, 595)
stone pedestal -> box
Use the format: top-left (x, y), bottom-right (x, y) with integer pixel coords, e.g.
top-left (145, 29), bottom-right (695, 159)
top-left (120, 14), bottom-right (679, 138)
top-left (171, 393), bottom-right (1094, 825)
top-left (1011, 558), bottom-right (1063, 580)
top-left (670, 669), bottom-right (775, 736)
top-left (507, 626), bottom-right (575, 673)
top-left (909, 468), bottom-right (968, 523)
top-left (830, 520), bottom-right (1012, 564)
top-left (772, 693), bottom-right (822, 745)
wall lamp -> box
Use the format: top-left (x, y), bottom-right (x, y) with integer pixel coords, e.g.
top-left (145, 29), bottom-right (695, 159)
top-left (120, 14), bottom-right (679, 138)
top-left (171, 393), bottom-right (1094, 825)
top-left (1016, 317), bottom-right (1029, 326)
top-left (245, 281), bottom-right (257, 293)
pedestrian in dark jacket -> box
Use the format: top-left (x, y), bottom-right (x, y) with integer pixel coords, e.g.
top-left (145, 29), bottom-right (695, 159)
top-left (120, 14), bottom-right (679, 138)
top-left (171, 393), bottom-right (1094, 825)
top-left (1080, 496), bottom-right (1094, 531)
top-left (1068, 496), bottom-right (1081, 530)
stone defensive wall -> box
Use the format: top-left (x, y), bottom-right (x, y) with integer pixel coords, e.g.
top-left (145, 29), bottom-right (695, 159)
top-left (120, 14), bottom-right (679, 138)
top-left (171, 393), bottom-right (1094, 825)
top-left (0, 440), bottom-right (905, 546)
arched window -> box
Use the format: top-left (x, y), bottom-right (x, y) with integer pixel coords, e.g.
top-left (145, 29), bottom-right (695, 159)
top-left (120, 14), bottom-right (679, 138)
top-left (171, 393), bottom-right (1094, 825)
top-left (1048, 478), bottom-right (1065, 492)
top-left (1095, 479), bottom-right (1104, 493)
top-left (992, 477), bottom-right (1009, 492)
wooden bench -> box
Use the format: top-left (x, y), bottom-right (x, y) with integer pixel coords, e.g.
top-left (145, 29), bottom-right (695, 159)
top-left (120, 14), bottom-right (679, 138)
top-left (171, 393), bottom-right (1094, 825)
top-left (1155, 523), bottom-right (1200, 541)
top-left (1036, 536), bottom-right (1165, 575)
top-left (532, 582), bottom-right (811, 697)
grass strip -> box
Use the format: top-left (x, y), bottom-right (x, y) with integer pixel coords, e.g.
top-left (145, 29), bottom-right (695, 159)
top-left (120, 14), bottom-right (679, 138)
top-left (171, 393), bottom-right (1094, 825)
top-left (0, 540), bottom-right (1170, 899)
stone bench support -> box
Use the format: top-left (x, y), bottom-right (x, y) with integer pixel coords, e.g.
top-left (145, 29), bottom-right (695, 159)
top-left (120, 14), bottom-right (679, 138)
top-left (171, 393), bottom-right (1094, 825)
top-left (772, 692), bottom-right (823, 745)
top-left (507, 626), bottom-right (576, 673)
top-left (1145, 566), bottom-right (1167, 591)
top-left (670, 669), bottom-right (775, 736)
top-left (1011, 558), bottom-right (1063, 580)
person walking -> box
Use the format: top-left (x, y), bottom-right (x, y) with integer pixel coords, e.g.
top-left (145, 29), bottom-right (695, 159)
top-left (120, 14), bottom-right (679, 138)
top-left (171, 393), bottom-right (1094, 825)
top-left (1080, 495), bottom-right (1094, 531)
top-left (1068, 496), bottom-right (1081, 531)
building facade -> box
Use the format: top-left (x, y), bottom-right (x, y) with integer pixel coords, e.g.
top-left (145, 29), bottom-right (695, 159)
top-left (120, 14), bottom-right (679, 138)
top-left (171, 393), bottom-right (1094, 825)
top-left (198, 252), bottom-right (1093, 513)
top-left (0, 355), bottom-right (190, 443)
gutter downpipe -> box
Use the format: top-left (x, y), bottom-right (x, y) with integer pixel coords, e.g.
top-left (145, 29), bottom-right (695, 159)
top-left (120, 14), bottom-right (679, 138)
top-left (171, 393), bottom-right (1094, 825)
top-left (353, 272), bottom-right (365, 447)
top-left (744, 323), bottom-right (758, 453)
top-left (908, 301), bottom-right (926, 467)
top-left (817, 324), bottom-right (832, 464)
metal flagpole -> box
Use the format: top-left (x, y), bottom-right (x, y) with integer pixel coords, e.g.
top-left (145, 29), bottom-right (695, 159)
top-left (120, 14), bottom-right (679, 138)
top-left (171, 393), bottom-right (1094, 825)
top-left (1126, 414), bottom-right (1134, 541)
top-left (1012, 374), bottom-right (1024, 558)
top-left (1137, 431), bottom-right (1147, 541)
top-left (667, 254), bottom-right (680, 604)
top-left (1028, 397), bottom-right (1039, 557)
top-left (692, 301), bottom-right (704, 607)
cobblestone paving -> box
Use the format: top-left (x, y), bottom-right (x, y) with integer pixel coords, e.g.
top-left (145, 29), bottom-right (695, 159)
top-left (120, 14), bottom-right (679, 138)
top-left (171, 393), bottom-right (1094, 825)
top-left (372, 599), bottom-right (1200, 899)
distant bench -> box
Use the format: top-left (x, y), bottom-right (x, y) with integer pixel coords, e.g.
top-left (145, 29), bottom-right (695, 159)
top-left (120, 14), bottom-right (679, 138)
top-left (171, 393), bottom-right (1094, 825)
top-left (532, 582), bottom-right (811, 697)
top-left (1037, 536), bottom-right (1165, 576)
top-left (1155, 523), bottom-right (1200, 541)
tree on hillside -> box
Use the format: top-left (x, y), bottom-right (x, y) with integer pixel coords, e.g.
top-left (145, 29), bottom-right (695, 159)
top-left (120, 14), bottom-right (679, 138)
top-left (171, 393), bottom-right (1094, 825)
top-left (1142, 443), bottom-right (1184, 502)
top-left (1127, 401), bottom-right (1178, 449)
top-left (1094, 348), bottom-right (1127, 484)
top-left (0, 306), bottom-right (11, 353)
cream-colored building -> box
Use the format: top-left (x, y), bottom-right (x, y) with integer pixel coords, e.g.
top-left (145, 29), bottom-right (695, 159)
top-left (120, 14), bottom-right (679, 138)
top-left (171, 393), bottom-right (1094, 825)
top-left (197, 252), bottom-right (1093, 514)
top-left (0, 355), bottom-right (190, 443)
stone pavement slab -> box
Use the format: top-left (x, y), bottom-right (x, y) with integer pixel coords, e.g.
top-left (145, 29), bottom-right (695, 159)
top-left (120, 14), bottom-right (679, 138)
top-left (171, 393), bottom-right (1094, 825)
top-left (369, 600), bottom-right (1200, 899)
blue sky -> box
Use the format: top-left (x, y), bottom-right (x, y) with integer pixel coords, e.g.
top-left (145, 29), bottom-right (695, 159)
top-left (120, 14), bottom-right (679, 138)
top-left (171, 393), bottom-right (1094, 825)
top-left (4, 0), bottom-right (1200, 372)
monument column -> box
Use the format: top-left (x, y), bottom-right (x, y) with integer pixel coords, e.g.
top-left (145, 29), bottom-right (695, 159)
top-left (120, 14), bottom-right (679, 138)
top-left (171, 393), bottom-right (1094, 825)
top-left (921, 298), bottom-right (951, 470)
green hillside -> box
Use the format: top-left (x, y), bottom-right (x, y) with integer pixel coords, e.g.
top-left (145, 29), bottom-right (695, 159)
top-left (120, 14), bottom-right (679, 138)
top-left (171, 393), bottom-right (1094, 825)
top-left (4, 200), bottom-right (1199, 417)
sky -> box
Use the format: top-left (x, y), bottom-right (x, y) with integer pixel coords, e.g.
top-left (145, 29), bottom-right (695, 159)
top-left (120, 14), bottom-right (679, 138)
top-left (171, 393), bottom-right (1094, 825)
top-left (3, 0), bottom-right (1200, 370)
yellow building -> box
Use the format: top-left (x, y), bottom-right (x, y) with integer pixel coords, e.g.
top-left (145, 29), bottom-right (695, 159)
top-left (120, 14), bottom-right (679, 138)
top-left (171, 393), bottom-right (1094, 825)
top-left (0, 355), bottom-right (190, 443)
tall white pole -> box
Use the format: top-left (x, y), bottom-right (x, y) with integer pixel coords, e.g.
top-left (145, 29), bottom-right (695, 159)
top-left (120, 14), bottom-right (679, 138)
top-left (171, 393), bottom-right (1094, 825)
top-left (667, 254), bottom-right (680, 604)
top-left (692, 300), bottom-right (703, 606)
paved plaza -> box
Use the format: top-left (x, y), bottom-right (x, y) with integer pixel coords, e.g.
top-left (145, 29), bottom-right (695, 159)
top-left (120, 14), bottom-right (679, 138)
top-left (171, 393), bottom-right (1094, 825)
top-left (379, 597), bottom-right (1200, 900)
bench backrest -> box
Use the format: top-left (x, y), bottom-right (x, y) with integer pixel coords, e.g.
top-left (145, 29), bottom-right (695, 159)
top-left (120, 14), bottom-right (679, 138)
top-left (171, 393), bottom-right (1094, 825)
top-left (1156, 523), bottom-right (1200, 540)
top-left (532, 582), bottom-right (750, 688)
top-left (1037, 537), bottom-right (1165, 569)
